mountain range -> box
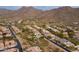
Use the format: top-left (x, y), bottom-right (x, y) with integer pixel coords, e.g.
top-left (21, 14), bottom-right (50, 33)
top-left (0, 6), bottom-right (79, 27)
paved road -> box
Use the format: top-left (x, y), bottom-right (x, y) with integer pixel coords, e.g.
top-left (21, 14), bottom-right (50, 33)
top-left (6, 23), bottom-right (23, 52)
top-left (32, 25), bottom-right (71, 52)
top-left (39, 31), bottom-right (71, 52)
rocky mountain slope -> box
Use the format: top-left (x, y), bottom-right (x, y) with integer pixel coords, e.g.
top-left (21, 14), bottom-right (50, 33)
top-left (0, 6), bottom-right (79, 26)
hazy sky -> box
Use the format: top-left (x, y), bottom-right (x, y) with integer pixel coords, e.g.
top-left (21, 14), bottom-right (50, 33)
top-left (0, 6), bottom-right (61, 10)
top-left (0, 6), bottom-right (78, 10)
top-left (34, 6), bottom-right (60, 10)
